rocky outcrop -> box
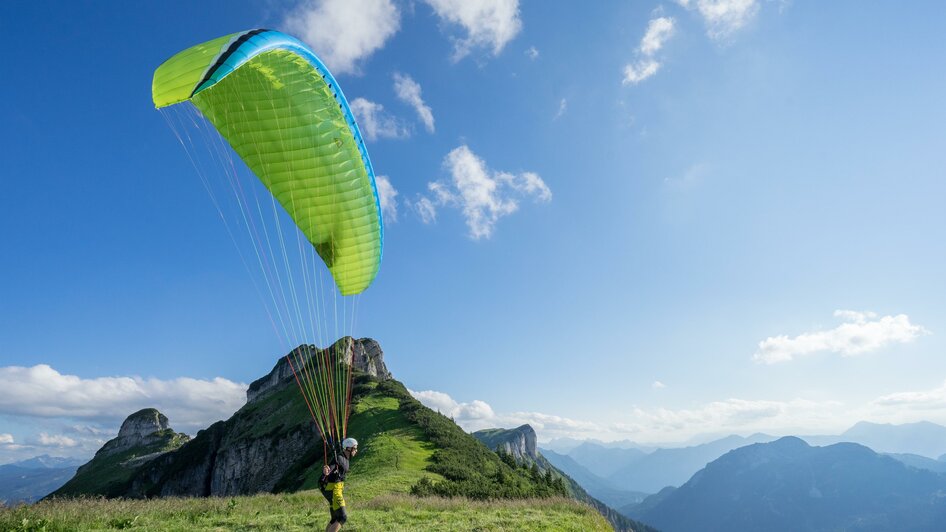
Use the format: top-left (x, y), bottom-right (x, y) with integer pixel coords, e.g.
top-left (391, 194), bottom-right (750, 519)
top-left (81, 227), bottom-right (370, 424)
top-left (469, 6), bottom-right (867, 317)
top-left (472, 425), bottom-right (651, 532)
top-left (95, 409), bottom-right (176, 458)
top-left (473, 425), bottom-right (540, 464)
top-left (51, 409), bottom-right (189, 498)
top-left (247, 337), bottom-right (390, 403)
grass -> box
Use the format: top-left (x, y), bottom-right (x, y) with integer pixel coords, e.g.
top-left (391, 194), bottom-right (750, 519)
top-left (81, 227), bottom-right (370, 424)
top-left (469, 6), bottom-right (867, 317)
top-left (2, 493), bottom-right (611, 531)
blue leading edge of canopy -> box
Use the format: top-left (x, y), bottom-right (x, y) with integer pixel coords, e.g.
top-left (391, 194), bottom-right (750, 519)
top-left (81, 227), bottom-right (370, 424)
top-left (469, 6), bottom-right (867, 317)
top-left (193, 29), bottom-right (384, 278)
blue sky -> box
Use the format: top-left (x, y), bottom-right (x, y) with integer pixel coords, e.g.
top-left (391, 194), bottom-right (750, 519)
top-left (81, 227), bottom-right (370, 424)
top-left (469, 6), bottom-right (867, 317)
top-left (2, 0), bottom-right (945, 462)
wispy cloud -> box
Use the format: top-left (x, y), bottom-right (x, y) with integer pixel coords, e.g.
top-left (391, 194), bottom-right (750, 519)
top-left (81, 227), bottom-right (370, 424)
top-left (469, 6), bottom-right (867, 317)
top-left (375, 175), bottom-right (399, 223)
top-left (677, 0), bottom-right (759, 40)
top-left (350, 98), bottom-right (410, 141)
top-left (393, 73), bottom-right (435, 133)
top-left (753, 310), bottom-right (930, 364)
top-left (554, 98), bottom-right (567, 120)
top-left (525, 46), bottom-right (539, 60)
top-left (413, 196), bottom-right (438, 224)
top-left (423, 0), bottom-right (522, 61)
top-left (409, 388), bottom-right (844, 442)
top-left (873, 380), bottom-right (946, 411)
top-left (0, 364), bottom-right (247, 434)
top-left (283, 0), bottom-right (401, 75)
top-left (414, 145), bottom-right (550, 239)
top-left (652, 381), bottom-right (667, 390)
top-left (0, 434), bottom-right (12, 445)
top-left (623, 16), bottom-right (676, 85)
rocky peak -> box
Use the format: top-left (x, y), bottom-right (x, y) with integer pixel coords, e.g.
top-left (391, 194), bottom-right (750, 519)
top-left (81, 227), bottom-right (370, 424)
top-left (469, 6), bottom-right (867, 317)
top-left (247, 337), bottom-right (391, 403)
top-left (96, 409), bottom-right (183, 459)
top-left (473, 424), bottom-right (540, 464)
top-left (118, 408), bottom-right (169, 439)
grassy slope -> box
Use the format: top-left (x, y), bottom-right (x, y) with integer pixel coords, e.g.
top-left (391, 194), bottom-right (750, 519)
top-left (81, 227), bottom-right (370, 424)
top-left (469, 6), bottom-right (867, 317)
top-left (2, 493), bottom-right (610, 531)
top-left (6, 376), bottom-right (612, 530)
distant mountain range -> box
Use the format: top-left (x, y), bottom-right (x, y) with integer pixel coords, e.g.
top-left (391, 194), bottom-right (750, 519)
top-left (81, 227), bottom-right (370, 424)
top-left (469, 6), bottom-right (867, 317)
top-left (541, 420), bottom-right (946, 498)
top-left (800, 421), bottom-right (946, 458)
top-left (541, 449), bottom-right (649, 510)
top-left (627, 437), bottom-right (946, 532)
top-left (0, 455), bottom-right (84, 504)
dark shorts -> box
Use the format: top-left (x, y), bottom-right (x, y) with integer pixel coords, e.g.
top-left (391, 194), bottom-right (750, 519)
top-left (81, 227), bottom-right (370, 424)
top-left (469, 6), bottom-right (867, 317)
top-left (330, 506), bottom-right (347, 524)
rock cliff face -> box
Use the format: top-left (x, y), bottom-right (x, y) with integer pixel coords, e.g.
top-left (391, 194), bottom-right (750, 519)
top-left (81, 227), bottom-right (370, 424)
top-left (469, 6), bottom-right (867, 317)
top-left (247, 337), bottom-right (390, 403)
top-left (97, 409), bottom-right (175, 457)
top-left (112, 338), bottom-right (388, 498)
top-left (473, 425), bottom-right (540, 464)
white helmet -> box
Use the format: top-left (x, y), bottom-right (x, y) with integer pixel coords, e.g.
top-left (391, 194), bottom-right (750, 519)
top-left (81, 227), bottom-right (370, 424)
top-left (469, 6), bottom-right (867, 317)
top-left (342, 437), bottom-right (358, 450)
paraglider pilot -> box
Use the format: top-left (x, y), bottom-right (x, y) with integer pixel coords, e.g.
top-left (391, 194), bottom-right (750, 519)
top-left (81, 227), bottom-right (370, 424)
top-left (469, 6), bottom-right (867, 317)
top-left (320, 437), bottom-right (358, 531)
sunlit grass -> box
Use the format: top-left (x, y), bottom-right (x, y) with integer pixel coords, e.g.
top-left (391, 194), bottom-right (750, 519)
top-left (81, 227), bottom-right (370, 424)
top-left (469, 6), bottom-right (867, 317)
top-left (1, 493), bottom-right (611, 531)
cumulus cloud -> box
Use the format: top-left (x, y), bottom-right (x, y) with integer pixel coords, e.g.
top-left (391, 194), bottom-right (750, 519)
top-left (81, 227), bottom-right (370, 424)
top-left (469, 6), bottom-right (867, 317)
top-left (414, 145), bottom-right (550, 239)
top-left (423, 0), bottom-right (522, 61)
top-left (350, 98), bottom-right (410, 141)
top-left (0, 434), bottom-right (12, 445)
top-left (284, 0), bottom-right (401, 75)
top-left (409, 389), bottom-right (596, 438)
top-left (393, 73), bottom-right (435, 133)
top-left (410, 383), bottom-right (946, 444)
top-left (375, 175), bottom-right (399, 223)
top-left (652, 381), bottom-right (667, 390)
top-left (408, 388), bottom-right (847, 443)
top-left (677, 0), bottom-right (759, 40)
top-left (0, 364), bottom-right (247, 433)
top-left (753, 310), bottom-right (930, 364)
top-left (623, 17), bottom-right (675, 85)
top-left (525, 46), bottom-right (539, 60)
top-left (36, 433), bottom-right (78, 448)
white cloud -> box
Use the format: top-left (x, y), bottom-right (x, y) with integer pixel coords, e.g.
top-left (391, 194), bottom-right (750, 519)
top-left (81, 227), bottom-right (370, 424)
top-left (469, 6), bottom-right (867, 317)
top-left (350, 98), bottom-right (410, 141)
top-left (873, 380), bottom-right (946, 411)
top-left (375, 175), bottom-right (399, 223)
top-left (0, 364), bottom-right (247, 433)
top-left (416, 145), bottom-right (550, 239)
top-left (409, 389), bottom-right (596, 438)
top-left (423, 0), bottom-right (522, 61)
top-left (413, 196), bottom-right (438, 224)
top-left (36, 433), bottom-right (78, 448)
top-left (677, 0), bottom-right (759, 40)
top-left (652, 381), bottom-right (667, 390)
top-left (640, 16), bottom-right (676, 55)
top-left (525, 46), bottom-right (539, 60)
top-left (408, 388), bottom-right (846, 443)
top-left (624, 59), bottom-right (661, 85)
top-left (393, 73), bottom-right (435, 133)
top-left (283, 0), bottom-right (401, 75)
top-left (623, 17), bottom-right (675, 85)
top-left (409, 383), bottom-right (946, 444)
top-left (753, 310), bottom-right (930, 364)
top-left (0, 434), bottom-right (12, 445)
top-left (554, 98), bottom-right (567, 120)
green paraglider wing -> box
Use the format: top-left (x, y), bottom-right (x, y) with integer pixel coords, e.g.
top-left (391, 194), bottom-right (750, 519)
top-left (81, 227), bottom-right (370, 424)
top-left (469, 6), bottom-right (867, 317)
top-left (152, 30), bottom-right (383, 295)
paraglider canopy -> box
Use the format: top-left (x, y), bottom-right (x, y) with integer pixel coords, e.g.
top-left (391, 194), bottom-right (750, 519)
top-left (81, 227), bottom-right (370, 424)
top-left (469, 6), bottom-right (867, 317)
top-left (152, 29), bottom-right (383, 295)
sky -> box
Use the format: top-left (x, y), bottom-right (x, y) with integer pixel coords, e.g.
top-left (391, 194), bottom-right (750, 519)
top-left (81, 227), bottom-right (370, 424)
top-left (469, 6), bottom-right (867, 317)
top-left (1, 0), bottom-right (946, 463)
